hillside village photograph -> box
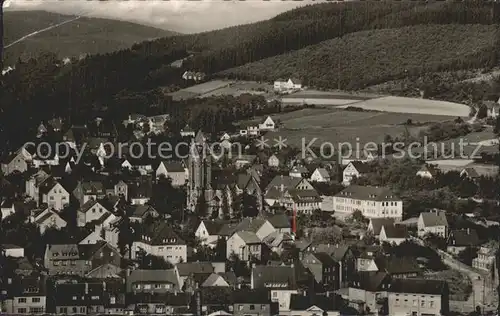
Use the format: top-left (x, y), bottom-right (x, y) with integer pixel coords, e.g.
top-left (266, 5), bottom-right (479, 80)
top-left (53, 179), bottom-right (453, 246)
top-left (3, 1), bottom-right (500, 316)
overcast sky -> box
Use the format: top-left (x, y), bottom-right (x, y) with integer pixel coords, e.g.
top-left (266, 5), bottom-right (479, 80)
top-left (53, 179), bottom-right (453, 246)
top-left (5, 0), bottom-right (311, 33)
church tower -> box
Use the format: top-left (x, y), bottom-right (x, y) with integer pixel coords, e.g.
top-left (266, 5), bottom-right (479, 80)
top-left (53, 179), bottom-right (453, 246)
top-left (187, 131), bottom-right (212, 211)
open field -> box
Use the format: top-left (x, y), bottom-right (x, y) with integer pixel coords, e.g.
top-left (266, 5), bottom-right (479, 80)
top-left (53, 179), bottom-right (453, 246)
top-left (264, 108), bottom-right (453, 147)
top-left (281, 89), bottom-right (377, 106)
top-left (337, 96), bottom-right (470, 117)
top-left (168, 80), bottom-right (275, 101)
top-left (198, 81), bottom-right (274, 98)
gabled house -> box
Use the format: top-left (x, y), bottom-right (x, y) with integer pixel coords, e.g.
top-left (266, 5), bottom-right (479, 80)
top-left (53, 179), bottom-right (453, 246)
top-left (416, 164), bottom-right (438, 179)
top-left (226, 231), bottom-right (263, 261)
top-left (266, 213), bottom-right (292, 234)
top-left (375, 256), bottom-right (422, 279)
top-left (379, 225), bottom-right (408, 245)
top-left (460, 164), bottom-right (499, 182)
top-left (128, 178), bottom-right (152, 205)
top-left (44, 241), bottom-right (120, 276)
top-left (417, 210), bottom-right (448, 238)
top-left (347, 271), bottom-right (391, 314)
top-left (131, 222), bottom-right (187, 264)
top-left (268, 154), bottom-right (281, 168)
top-left (156, 160), bottom-right (187, 186)
top-left (33, 208), bottom-right (67, 234)
top-left (128, 204), bottom-right (160, 223)
top-left (289, 166), bottom-right (308, 178)
top-left (195, 220), bottom-right (230, 248)
top-left (0, 147), bottom-right (33, 175)
top-left (259, 116), bottom-right (276, 131)
top-left (251, 265), bottom-right (299, 311)
top-left (3, 275), bottom-right (47, 314)
top-left (39, 179), bottom-right (70, 211)
top-left (274, 78), bottom-right (302, 92)
top-left (77, 200), bottom-right (114, 228)
top-left (126, 268), bottom-right (181, 294)
top-left (73, 181), bottom-right (106, 206)
top-left (233, 155), bottom-right (257, 169)
top-left (201, 273), bottom-right (232, 288)
top-left (54, 282), bottom-right (108, 315)
top-left (367, 218), bottom-right (395, 238)
top-left (302, 252), bottom-right (339, 291)
top-left (310, 167), bottom-right (330, 183)
top-left (265, 176), bottom-right (319, 212)
top-left (446, 228), bottom-right (480, 255)
top-left (342, 161), bottom-right (370, 185)
top-left (263, 231), bottom-right (294, 254)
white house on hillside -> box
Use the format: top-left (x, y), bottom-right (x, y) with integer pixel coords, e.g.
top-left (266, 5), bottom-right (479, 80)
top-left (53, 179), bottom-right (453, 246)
top-left (258, 116), bottom-right (276, 131)
top-left (417, 210), bottom-right (448, 238)
top-left (274, 78), bottom-right (302, 92)
top-left (343, 161), bottom-right (370, 185)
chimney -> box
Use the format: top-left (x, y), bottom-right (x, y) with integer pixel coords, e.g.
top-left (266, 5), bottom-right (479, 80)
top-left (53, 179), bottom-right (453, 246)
top-left (102, 281), bottom-right (106, 292)
top-left (326, 291), bottom-right (329, 298)
top-left (84, 283), bottom-right (89, 294)
top-left (280, 184), bottom-right (284, 192)
top-left (467, 228), bottom-right (470, 235)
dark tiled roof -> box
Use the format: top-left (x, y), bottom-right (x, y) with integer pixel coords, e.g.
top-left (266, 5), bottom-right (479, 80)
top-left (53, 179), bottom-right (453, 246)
top-left (381, 225), bottom-right (408, 239)
top-left (126, 269), bottom-right (180, 292)
top-left (311, 252), bottom-right (337, 266)
top-left (389, 278), bottom-right (448, 295)
top-left (176, 262), bottom-right (214, 277)
top-left (350, 271), bottom-right (390, 292)
top-left (420, 211), bottom-right (448, 227)
top-left (375, 256), bottom-right (421, 275)
top-left (448, 229), bottom-right (480, 247)
top-left (369, 218), bottom-right (395, 236)
top-left (251, 265), bottom-right (297, 290)
top-left (349, 161), bottom-right (370, 174)
top-left (266, 213), bottom-right (290, 229)
top-left (138, 222), bottom-right (185, 245)
top-left (335, 185), bottom-right (400, 202)
top-left (232, 289), bottom-right (271, 304)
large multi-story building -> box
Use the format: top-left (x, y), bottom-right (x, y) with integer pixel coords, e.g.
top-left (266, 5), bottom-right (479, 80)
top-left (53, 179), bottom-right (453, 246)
top-left (473, 244), bottom-right (497, 272)
top-left (387, 278), bottom-right (449, 316)
top-left (333, 185), bottom-right (403, 220)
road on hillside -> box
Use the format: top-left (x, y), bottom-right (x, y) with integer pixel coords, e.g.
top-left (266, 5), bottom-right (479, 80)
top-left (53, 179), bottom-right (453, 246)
top-left (438, 249), bottom-right (497, 313)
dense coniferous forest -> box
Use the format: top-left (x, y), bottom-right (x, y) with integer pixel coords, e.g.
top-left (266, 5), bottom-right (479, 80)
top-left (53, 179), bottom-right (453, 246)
top-left (2, 1), bottom-right (500, 154)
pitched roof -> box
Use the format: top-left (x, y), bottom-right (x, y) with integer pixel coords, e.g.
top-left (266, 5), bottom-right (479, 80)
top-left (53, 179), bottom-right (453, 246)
top-left (381, 225), bottom-right (408, 239)
top-left (234, 217), bottom-right (268, 234)
top-left (420, 211), bottom-right (448, 227)
top-left (311, 252), bottom-right (337, 266)
top-left (266, 175), bottom-right (304, 192)
top-left (234, 231), bottom-right (261, 244)
top-left (160, 160), bottom-right (185, 173)
top-left (335, 185), bottom-right (400, 202)
top-left (389, 278), bottom-right (448, 295)
top-left (350, 271), bottom-right (390, 292)
top-left (375, 256), bottom-right (422, 275)
top-left (448, 229), bottom-right (480, 247)
top-left (176, 262), bottom-right (214, 277)
top-left (138, 222), bottom-right (185, 245)
top-left (369, 218), bottom-right (395, 236)
top-left (266, 213), bottom-right (290, 229)
top-left (126, 269), bottom-right (179, 291)
top-left (251, 265), bottom-right (297, 289)
top-left (201, 220), bottom-right (228, 235)
top-left (201, 273), bottom-right (229, 287)
top-left (314, 167), bottom-right (330, 179)
top-left (349, 161), bottom-right (370, 174)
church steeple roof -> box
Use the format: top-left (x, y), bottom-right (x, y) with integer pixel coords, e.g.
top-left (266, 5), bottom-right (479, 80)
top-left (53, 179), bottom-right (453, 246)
top-left (194, 130), bottom-right (206, 144)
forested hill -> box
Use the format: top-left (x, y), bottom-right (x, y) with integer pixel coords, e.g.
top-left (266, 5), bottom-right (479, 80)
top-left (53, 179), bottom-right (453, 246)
top-left (2, 1), bottom-right (500, 152)
top-left (4, 10), bottom-right (176, 65)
